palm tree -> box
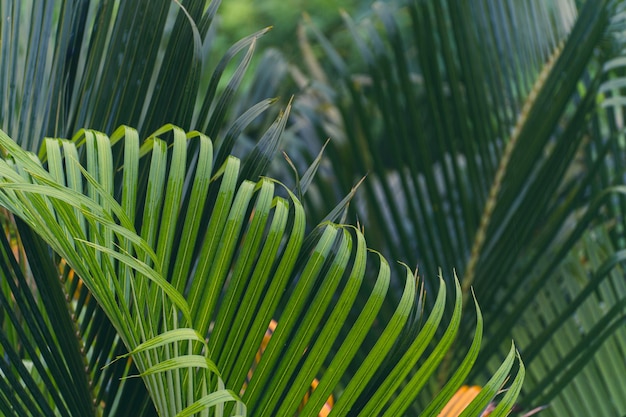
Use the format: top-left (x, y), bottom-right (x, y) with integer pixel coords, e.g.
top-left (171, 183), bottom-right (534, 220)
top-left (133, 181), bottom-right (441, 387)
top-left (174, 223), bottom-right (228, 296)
top-left (284, 0), bottom-right (626, 415)
top-left (0, 0), bottom-right (522, 416)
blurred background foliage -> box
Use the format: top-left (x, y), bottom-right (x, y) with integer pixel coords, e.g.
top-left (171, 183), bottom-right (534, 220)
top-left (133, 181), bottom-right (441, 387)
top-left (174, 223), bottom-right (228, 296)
top-left (215, 0), bottom-right (372, 58)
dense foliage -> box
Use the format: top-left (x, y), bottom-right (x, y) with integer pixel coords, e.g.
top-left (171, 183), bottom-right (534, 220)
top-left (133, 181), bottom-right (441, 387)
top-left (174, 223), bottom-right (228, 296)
top-left (0, 0), bottom-right (625, 416)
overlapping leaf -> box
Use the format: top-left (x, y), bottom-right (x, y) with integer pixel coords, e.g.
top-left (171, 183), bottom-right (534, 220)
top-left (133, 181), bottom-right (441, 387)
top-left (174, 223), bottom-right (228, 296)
top-left (0, 124), bottom-right (522, 416)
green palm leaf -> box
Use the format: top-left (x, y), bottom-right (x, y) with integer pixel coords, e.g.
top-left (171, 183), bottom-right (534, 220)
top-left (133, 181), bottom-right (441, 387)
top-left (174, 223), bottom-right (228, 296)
top-left (0, 123), bottom-right (521, 415)
top-left (1, 0), bottom-right (281, 413)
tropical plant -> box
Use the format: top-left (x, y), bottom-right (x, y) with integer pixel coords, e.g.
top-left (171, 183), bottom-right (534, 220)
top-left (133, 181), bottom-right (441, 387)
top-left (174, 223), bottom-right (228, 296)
top-left (0, 1), bottom-right (524, 417)
top-left (0, 0), bottom-right (274, 413)
top-left (0, 121), bottom-right (524, 416)
top-left (281, 0), bottom-right (626, 415)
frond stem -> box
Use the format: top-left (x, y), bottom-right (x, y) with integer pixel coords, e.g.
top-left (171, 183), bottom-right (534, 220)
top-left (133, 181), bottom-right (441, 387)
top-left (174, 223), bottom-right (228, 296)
top-left (461, 41), bottom-right (564, 302)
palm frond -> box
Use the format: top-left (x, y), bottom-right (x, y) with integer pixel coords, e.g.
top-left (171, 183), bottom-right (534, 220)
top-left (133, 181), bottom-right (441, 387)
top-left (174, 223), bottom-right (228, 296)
top-left (0, 0), bottom-right (272, 152)
top-left (1, 1), bottom-right (283, 412)
top-left (0, 124), bottom-right (522, 416)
